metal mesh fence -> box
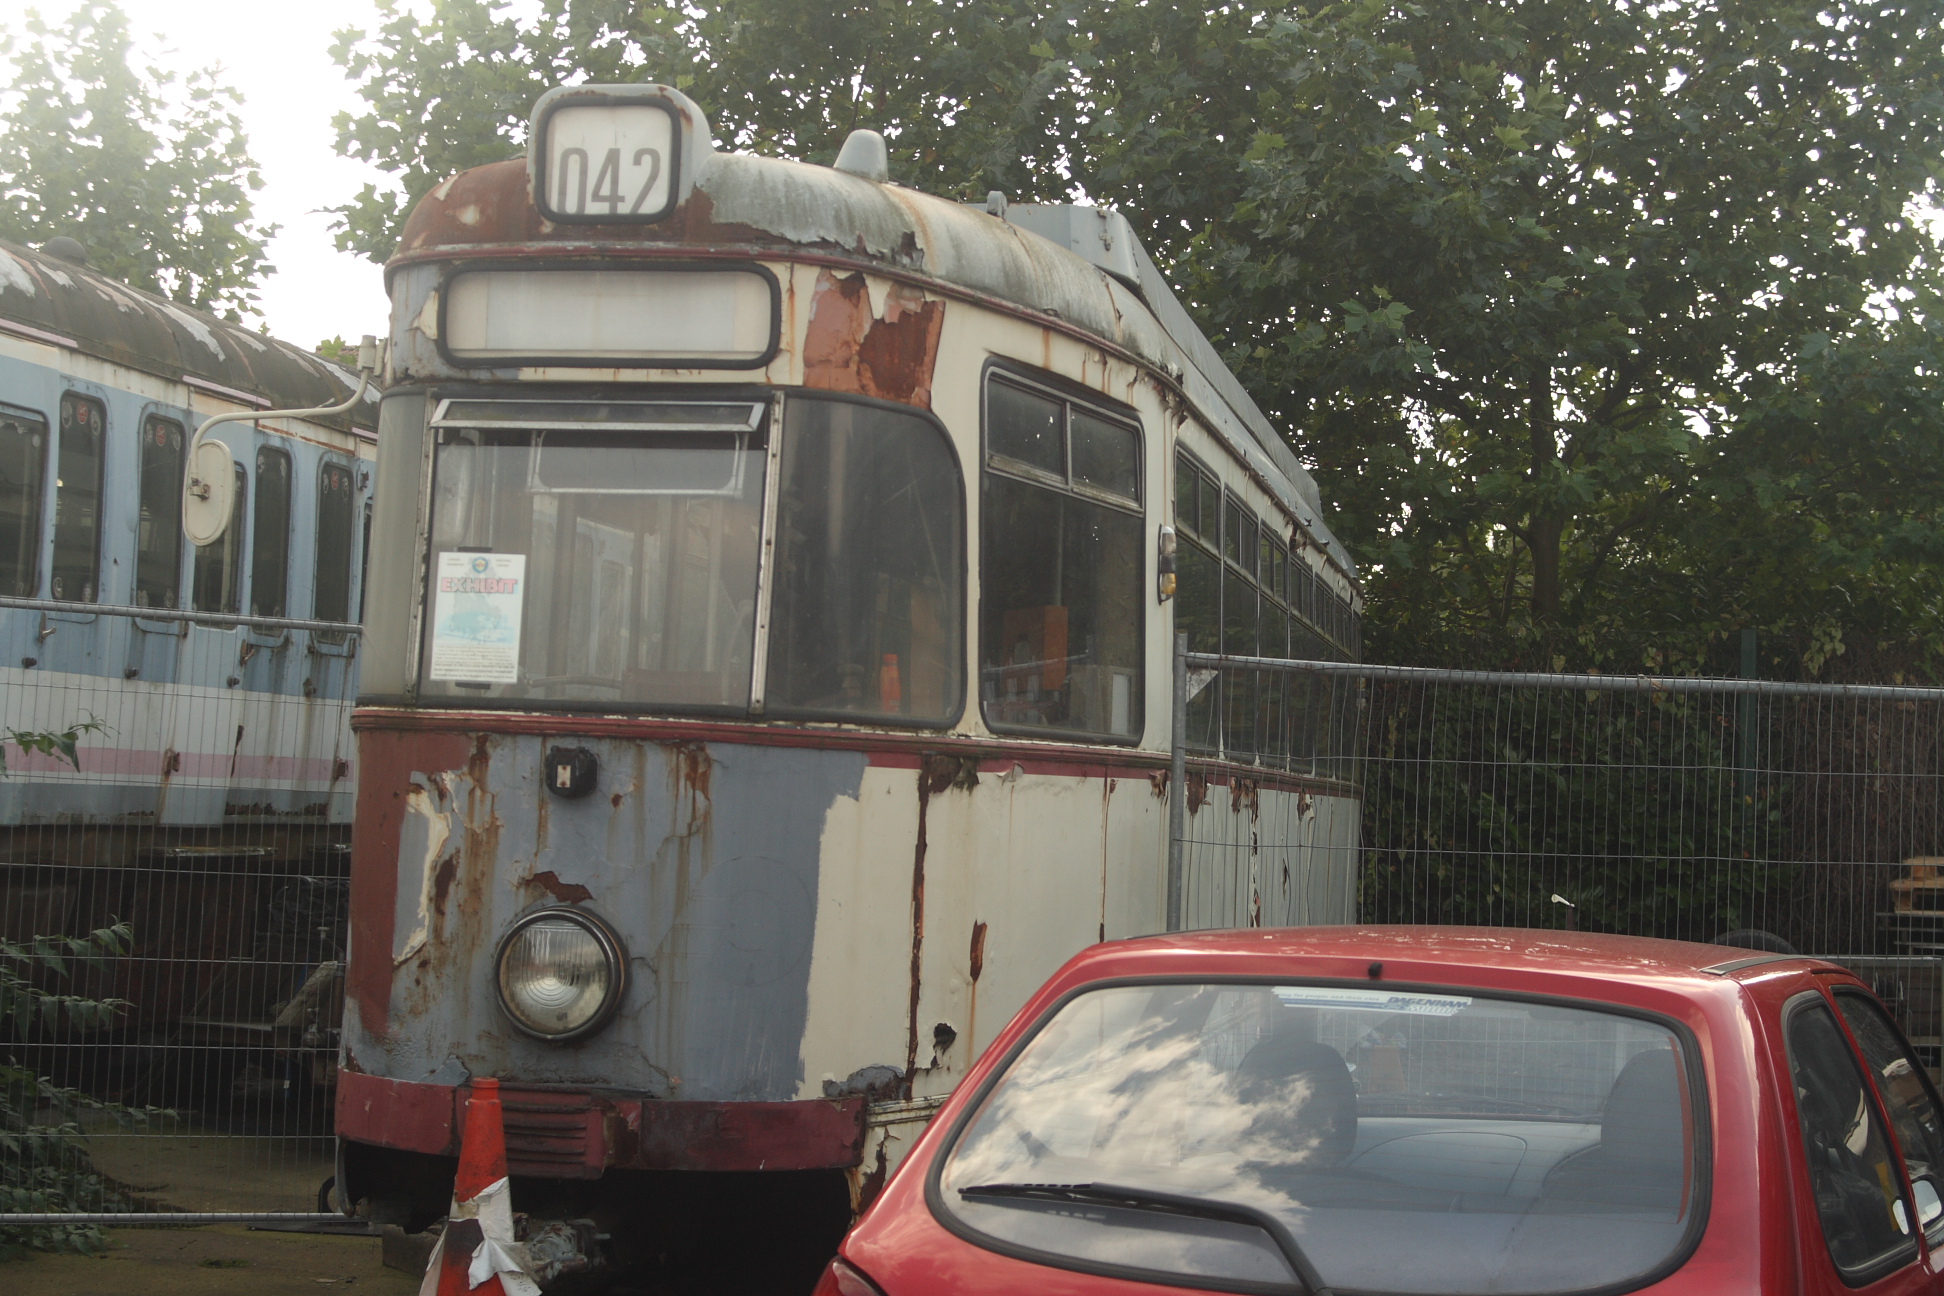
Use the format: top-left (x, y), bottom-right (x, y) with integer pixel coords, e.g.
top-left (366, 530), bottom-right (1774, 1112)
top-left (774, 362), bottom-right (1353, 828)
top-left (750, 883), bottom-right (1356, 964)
top-left (1170, 649), bottom-right (1944, 1068)
top-left (0, 602), bottom-right (355, 1223)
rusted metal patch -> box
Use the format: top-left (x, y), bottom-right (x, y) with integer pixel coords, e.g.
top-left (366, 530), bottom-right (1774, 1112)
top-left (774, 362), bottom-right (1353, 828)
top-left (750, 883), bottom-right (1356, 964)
top-left (519, 869), bottom-right (593, 905)
top-left (802, 269), bottom-right (944, 408)
top-left (1187, 772), bottom-right (1210, 814)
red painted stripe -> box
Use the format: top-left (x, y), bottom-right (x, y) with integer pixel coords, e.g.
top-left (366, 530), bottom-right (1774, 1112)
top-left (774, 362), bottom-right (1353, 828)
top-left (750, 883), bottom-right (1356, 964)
top-left (1, 743), bottom-right (348, 782)
top-left (350, 707), bottom-right (1356, 797)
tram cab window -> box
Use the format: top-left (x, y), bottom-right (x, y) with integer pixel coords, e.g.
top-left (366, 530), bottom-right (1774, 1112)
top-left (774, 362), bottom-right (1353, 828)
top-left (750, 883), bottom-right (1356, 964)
top-left (981, 374), bottom-right (1143, 741)
top-left (421, 400), bottom-right (766, 709)
top-left (51, 393), bottom-right (103, 603)
top-left (252, 446), bottom-right (292, 617)
top-left (135, 415), bottom-right (185, 608)
top-left (0, 408), bottom-right (47, 597)
top-left (191, 464), bottom-right (246, 615)
top-left (315, 461), bottom-right (356, 623)
top-left (766, 396), bottom-right (962, 723)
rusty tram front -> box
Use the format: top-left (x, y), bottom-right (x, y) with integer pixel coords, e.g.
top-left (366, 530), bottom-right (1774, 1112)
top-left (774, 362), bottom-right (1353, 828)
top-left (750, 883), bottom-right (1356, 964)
top-left (336, 86), bottom-right (1363, 1285)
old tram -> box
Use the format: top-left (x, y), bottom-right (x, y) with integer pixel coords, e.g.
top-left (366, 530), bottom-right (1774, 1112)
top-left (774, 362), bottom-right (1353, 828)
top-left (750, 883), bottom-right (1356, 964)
top-left (336, 86), bottom-right (1363, 1285)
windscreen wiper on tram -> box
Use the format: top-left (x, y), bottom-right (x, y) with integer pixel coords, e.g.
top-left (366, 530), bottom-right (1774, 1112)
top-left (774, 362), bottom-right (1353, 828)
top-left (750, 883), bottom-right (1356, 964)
top-left (958, 1181), bottom-right (1331, 1294)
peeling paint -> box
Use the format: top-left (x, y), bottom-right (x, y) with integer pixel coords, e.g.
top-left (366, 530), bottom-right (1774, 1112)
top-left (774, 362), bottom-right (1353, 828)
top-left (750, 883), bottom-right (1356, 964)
top-left (799, 268), bottom-right (945, 408)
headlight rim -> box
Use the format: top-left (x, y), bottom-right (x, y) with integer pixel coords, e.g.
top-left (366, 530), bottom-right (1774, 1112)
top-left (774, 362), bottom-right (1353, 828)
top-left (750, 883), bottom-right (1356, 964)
top-left (493, 905), bottom-right (628, 1044)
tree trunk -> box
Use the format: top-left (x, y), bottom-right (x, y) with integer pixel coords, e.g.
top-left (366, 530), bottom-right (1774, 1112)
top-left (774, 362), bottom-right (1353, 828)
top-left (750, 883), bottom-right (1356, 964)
top-left (1528, 366), bottom-right (1563, 618)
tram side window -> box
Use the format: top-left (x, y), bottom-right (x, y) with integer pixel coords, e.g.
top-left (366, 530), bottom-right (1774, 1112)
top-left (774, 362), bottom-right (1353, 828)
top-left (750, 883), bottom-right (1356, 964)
top-left (981, 375), bottom-right (1143, 740)
top-left (315, 461), bottom-right (355, 622)
top-left (252, 446), bottom-right (291, 617)
top-left (0, 409), bottom-right (47, 597)
top-left (191, 464), bottom-right (246, 615)
top-left (136, 415), bottom-right (186, 609)
top-left (51, 393), bottom-right (104, 603)
top-left (766, 397), bottom-right (962, 723)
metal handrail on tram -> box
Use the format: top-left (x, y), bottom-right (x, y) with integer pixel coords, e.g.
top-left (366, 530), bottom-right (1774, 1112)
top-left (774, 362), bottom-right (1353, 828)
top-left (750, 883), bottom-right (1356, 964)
top-left (0, 593), bottom-right (362, 637)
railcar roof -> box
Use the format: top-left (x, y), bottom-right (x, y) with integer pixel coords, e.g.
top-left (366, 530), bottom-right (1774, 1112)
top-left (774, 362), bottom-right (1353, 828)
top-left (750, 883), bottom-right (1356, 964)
top-left (1063, 924), bottom-right (1830, 986)
top-left (390, 144), bottom-right (1352, 575)
top-left (0, 240), bottom-right (378, 433)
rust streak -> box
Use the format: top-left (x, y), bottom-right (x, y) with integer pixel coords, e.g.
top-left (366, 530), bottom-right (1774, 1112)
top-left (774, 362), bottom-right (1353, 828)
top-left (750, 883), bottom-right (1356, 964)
top-left (905, 753), bottom-right (970, 1093)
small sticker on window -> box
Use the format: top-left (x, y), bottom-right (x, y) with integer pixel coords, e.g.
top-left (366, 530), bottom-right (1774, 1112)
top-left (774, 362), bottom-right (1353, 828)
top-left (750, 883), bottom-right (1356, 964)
top-left (1272, 986), bottom-right (1473, 1016)
top-left (429, 552), bottom-right (526, 684)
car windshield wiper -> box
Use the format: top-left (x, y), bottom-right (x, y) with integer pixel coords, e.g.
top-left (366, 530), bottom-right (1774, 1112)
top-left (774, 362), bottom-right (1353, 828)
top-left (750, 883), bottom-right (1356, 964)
top-left (958, 1181), bottom-right (1332, 1295)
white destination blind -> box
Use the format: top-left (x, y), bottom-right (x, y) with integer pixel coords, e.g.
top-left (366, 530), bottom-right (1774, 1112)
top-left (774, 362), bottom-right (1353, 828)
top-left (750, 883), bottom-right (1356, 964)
top-left (544, 102), bottom-right (675, 219)
top-left (429, 552), bottom-right (527, 684)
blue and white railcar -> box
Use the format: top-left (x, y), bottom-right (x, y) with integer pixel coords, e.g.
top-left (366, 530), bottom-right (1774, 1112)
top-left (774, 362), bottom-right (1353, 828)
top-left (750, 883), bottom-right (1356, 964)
top-left (0, 239), bottom-right (378, 836)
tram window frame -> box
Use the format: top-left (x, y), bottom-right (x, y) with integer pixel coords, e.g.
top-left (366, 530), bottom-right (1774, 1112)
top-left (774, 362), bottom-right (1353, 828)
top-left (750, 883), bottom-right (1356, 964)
top-left (314, 459), bottom-right (357, 624)
top-left (765, 391), bottom-right (966, 728)
top-left (51, 392), bottom-right (105, 604)
top-left (252, 444), bottom-right (292, 618)
top-left (0, 404), bottom-right (48, 598)
top-left (190, 462), bottom-right (246, 616)
top-left (135, 414), bottom-right (187, 609)
top-left (416, 393), bottom-right (772, 712)
top-left (980, 365), bottom-right (1145, 744)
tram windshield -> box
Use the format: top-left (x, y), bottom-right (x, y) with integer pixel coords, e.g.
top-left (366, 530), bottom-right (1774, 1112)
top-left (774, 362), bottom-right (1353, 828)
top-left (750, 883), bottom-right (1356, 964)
top-left (421, 400), bottom-right (766, 707)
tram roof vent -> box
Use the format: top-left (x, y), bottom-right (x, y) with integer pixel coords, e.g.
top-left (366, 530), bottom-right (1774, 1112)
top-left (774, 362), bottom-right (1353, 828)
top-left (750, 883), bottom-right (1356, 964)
top-left (833, 129), bottom-right (890, 183)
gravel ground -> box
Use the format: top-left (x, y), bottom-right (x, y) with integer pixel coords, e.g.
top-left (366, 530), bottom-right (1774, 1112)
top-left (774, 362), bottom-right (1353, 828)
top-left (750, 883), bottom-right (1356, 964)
top-left (2, 1223), bottom-right (421, 1295)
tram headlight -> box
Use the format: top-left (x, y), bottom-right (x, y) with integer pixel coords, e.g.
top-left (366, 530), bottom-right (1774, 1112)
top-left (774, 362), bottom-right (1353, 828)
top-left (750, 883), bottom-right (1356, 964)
top-left (494, 909), bottom-right (626, 1041)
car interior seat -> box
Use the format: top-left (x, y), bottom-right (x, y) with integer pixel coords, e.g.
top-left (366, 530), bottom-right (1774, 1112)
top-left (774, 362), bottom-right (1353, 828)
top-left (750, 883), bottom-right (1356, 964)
top-left (1232, 1036), bottom-right (1358, 1168)
top-left (1543, 1048), bottom-right (1688, 1209)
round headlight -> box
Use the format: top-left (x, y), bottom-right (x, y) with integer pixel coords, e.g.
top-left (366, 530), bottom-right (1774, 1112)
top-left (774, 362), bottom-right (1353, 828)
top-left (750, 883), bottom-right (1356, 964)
top-left (494, 909), bottom-right (625, 1041)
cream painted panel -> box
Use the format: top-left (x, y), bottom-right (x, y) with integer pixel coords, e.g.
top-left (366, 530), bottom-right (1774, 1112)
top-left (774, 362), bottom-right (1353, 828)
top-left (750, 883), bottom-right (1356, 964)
top-left (794, 765), bottom-right (923, 1099)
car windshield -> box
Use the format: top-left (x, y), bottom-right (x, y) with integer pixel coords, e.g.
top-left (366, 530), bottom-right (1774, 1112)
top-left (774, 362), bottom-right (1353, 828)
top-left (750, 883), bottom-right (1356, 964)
top-left (937, 982), bottom-right (1700, 1295)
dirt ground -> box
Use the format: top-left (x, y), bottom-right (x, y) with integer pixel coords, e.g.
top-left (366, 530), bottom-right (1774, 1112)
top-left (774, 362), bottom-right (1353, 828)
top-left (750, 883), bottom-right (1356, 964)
top-left (3, 1223), bottom-right (422, 1295)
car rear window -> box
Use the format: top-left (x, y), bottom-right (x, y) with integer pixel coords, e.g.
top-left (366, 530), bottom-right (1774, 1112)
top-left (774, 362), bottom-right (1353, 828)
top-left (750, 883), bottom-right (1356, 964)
top-left (934, 982), bottom-right (1703, 1295)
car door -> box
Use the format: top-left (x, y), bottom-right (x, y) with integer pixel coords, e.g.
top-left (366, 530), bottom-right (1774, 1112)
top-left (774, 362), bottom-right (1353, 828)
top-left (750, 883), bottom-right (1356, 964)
top-left (1783, 988), bottom-right (1937, 1296)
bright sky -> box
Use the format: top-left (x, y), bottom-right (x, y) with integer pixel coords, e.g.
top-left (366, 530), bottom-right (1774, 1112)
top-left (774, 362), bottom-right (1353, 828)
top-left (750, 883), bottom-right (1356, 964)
top-left (15, 1), bottom-right (398, 349)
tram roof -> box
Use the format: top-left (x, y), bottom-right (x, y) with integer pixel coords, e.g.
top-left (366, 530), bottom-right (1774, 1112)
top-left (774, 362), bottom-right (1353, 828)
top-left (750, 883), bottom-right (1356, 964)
top-left (0, 240), bottom-right (379, 433)
top-left (390, 143), bottom-right (1352, 575)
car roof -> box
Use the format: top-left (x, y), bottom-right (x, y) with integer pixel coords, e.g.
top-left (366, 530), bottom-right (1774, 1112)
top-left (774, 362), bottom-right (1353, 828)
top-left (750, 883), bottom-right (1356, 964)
top-left (1060, 925), bottom-right (1835, 987)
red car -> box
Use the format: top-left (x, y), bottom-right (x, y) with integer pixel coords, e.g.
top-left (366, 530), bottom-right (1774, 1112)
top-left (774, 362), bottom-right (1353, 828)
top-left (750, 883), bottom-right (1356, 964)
top-left (817, 927), bottom-right (1944, 1296)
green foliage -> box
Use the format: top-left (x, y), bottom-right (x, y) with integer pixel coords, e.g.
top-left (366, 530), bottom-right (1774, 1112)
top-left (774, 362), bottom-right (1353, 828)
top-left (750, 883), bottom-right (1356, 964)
top-left (0, 714), bottom-right (105, 779)
top-left (0, 923), bottom-right (145, 1258)
top-left (315, 335), bottom-right (357, 365)
top-left (328, 0), bottom-right (1944, 677)
top-left (0, 2), bottom-right (274, 320)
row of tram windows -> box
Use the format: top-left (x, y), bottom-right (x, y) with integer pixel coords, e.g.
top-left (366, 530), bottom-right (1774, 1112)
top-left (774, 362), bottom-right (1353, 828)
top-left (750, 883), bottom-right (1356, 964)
top-left (0, 394), bottom-right (361, 621)
top-left (1175, 449), bottom-right (1361, 776)
top-left (414, 374), bottom-right (1352, 754)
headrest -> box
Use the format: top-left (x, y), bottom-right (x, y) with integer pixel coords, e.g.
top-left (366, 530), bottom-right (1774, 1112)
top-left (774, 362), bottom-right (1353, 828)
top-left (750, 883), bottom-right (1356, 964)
top-left (1602, 1049), bottom-right (1686, 1167)
top-left (1234, 1037), bottom-right (1358, 1166)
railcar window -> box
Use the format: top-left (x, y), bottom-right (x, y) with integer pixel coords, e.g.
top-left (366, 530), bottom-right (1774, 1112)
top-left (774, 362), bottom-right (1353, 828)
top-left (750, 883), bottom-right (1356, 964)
top-left (51, 393), bottom-right (103, 603)
top-left (766, 397), bottom-right (962, 723)
top-left (315, 462), bottom-right (356, 623)
top-left (135, 416), bottom-right (186, 609)
top-left (191, 464), bottom-right (245, 615)
top-left (0, 409), bottom-right (47, 597)
top-left (421, 401), bottom-right (766, 708)
top-left (252, 446), bottom-right (291, 617)
top-left (981, 375), bottom-right (1142, 741)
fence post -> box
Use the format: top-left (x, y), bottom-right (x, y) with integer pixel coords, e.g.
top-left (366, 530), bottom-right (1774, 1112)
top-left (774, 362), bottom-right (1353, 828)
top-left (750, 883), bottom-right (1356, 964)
top-left (1168, 632), bottom-right (1187, 933)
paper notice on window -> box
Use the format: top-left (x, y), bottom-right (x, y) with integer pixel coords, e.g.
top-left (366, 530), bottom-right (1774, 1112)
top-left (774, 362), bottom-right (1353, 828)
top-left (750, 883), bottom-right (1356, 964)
top-left (429, 552), bottom-right (526, 683)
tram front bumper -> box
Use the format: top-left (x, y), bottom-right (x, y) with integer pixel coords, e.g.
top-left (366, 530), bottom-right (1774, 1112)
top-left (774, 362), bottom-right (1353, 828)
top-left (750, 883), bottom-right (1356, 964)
top-left (336, 1071), bottom-right (868, 1175)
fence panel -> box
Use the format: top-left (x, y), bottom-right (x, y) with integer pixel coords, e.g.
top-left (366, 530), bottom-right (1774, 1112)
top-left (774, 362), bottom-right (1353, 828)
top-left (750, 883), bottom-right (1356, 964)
top-left (1170, 649), bottom-right (1944, 1066)
top-left (1, 603), bottom-right (355, 1225)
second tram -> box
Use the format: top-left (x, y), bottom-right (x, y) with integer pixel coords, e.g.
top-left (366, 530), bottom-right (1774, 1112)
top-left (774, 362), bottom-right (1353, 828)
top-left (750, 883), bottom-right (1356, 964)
top-left (336, 86), bottom-right (1362, 1284)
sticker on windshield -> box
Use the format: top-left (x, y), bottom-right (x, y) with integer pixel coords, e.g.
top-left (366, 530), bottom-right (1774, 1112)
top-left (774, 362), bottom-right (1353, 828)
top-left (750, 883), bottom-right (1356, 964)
top-left (1272, 986), bottom-right (1473, 1016)
top-left (429, 552), bottom-right (526, 684)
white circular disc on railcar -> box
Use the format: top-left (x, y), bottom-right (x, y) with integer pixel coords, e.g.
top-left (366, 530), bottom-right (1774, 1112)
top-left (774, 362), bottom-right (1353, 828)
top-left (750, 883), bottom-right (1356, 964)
top-left (182, 439), bottom-right (235, 546)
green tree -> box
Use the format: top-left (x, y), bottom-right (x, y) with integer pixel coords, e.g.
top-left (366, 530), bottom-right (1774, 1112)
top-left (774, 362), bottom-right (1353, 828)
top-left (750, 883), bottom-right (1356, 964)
top-left (0, 2), bottom-right (274, 320)
top-left (329, 0), bottom-right (1944, 675)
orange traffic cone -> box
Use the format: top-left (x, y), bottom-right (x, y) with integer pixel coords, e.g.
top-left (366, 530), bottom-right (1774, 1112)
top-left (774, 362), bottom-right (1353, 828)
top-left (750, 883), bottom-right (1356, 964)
top-left (419, 1079), bottom-right (540, 1296)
